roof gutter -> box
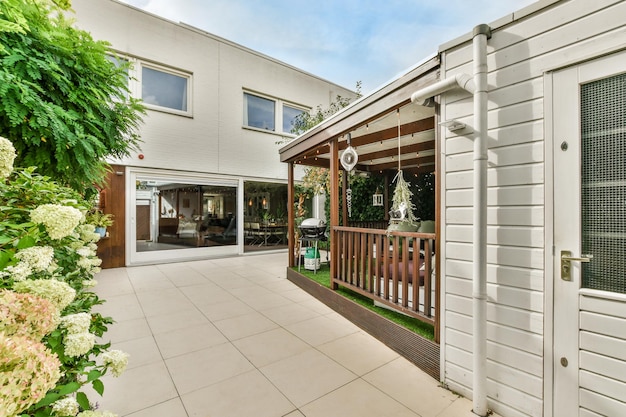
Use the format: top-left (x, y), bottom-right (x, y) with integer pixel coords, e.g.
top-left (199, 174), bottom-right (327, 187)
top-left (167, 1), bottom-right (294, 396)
top-left (410, 23), bottom-right (491, 417)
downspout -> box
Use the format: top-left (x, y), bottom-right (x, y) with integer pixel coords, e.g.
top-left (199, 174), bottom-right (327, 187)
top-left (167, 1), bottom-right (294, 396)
top-left (410, 24), bottom-right (491, 417)
top-left (471, 23), bottom-right (491, 417)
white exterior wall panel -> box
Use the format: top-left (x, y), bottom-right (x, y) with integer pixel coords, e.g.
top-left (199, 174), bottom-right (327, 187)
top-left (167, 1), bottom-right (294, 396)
top-left (72, 0), bottom-right (354, 182)
top-left (440, 0), bottom-right (626, 415)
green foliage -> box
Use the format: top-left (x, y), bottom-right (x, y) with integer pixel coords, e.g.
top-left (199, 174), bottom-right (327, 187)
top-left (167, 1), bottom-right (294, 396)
top-left (0, 163), bottom-right (125, 416)
top-left (289, 81), bottom-right (361, 136)
top-left (85, 209), bottom-right (113, 228)
top-left (411, 172), bottom-right (435, 220)
top-left (0, 0), bottom-right (145, 194)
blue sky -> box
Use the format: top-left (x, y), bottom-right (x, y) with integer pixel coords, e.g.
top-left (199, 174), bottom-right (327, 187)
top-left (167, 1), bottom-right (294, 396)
top-left (118, 0), bottom-right (536, 94)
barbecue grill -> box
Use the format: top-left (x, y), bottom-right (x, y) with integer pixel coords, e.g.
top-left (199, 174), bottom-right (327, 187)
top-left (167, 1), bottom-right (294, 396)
top-left (298, 218), bottom-right (327, 239)
top-left (297, 218), bottom-right (327, 273)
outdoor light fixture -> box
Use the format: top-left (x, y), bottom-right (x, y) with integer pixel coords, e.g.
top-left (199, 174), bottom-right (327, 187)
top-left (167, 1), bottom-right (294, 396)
top-left (439, 119), bottom-right (466, 131)
top-left (372, 187), bottom-right (383, 206)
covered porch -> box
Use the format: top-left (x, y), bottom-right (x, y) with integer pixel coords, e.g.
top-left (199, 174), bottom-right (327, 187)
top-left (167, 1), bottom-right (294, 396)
top-left (279, 56), bottom-right (442, 345)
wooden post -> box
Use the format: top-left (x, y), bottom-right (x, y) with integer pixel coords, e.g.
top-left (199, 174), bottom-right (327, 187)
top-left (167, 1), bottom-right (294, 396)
top-left (288, 162), bottom-right (295, 267)
top-left (330, 139), bottom-right (339, 289)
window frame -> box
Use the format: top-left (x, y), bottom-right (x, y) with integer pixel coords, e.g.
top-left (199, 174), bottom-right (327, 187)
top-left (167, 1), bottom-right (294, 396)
top-left (242, 90), bottom-right (308, 136)
top-left (139, 62), bottom-right (192, 116)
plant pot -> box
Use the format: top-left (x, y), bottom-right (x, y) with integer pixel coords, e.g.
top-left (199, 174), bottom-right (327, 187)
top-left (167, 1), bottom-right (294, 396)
top-left (95, 227), bottom-right (106, 237)
top-left (387, 221), bottom-right (419, 233)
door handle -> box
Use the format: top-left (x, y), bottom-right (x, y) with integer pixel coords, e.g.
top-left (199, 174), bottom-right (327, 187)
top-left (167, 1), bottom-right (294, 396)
top-left (561, 251), bottom-right (593, 281)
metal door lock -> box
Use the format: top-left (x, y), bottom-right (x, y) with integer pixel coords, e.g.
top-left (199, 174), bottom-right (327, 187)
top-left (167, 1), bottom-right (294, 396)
top-left (561, 251), bottom-right (593, 281)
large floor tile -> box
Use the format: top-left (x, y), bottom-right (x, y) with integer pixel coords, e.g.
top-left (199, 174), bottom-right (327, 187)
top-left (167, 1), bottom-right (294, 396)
top-left (114, 335), bottom-right (162, 370)
top-left (260, 302), bottom-right (322, 327)
top-left (195, 298), bottom-right (255, 321)
top-left (260, 349), bottom-right (357, 407)
top-left (158, 263), bottom-right (210, 287)
top-left (155, 322), bottom-right (227, 358)
top-left (165, 343), bottom-right (254, 394)
top-left (182, 370), bottom-right (295, 417)
top-left (126, 398), bottom-right (188, 417)
top-left (85, 361), bottom-right (178, 416)
top-left (94, 271), bottom-right (134, 298)
top-left (285, 315), bottom-right (359, 346)
top-left (179, 283), bottom-right (237, 306)
top-left (136, 288), bottom-right (194, 317)
top-left (102, 317), bottom-right (152, 344)
top-left (233, 328), bottom-right (310, 367)
top-left (300, 378), bottom-right (418, 417)
top-left (213, 311), bottom-right (278, 341)
top-left (127, 266), bottom-right (174, 293)
top-left (146, 307), bottom-right (209, 335)
top-left (94, 293), bottom-right (144, 323)
top-left (363, 357), bottom-right (455, 416)
top-left (317, 331), bottom-right (399, 376)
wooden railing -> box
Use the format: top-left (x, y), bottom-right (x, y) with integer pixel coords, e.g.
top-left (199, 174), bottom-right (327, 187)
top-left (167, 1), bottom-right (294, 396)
top-left (331, 226), bottom-right (438, 332)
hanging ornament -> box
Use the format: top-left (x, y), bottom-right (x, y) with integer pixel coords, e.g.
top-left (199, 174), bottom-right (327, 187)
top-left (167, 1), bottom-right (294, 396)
top-left (388, 109), bottom-right (418, 233)
top-left (340, 133), bottom-right (358, 172)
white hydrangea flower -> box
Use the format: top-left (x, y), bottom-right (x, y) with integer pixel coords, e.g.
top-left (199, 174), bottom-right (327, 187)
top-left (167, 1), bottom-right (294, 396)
top-left (1, 262), bottom-right (33, 282)
top-left (64, 332), bottom-right (95, 357)
top-left (0, 136), bottom-right (16, 178)
top-left (13, 279), bottom-right (76, 311)
top-left (60, 312), bottom-right (91, 334)
top-left (102, 350), bottom-right (129, 377)
top-left (30, 204), bottom-right (83, 240)
top-left (52, 397), bottom-right (79, 416)
top-left (15, 246), bottom-right (55, 272)
top-left (82, 279), bottom-right (98, 288)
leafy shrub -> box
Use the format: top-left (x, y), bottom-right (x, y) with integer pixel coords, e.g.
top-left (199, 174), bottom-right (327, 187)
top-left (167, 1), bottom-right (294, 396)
top-left (0, 137), bottom-right (127, 417)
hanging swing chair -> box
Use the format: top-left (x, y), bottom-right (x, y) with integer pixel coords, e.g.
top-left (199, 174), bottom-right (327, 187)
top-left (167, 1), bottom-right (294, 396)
top-left (388, 109), bottom-right (420, 234)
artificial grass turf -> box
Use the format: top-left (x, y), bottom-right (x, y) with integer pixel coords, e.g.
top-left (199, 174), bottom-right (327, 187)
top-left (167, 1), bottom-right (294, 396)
top-left (294, 266), bottom-right (435, 341)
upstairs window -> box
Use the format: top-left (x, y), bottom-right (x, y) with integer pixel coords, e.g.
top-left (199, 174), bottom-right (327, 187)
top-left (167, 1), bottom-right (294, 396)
top-left (244, 93), bottom-right (275, 131)
top-left (283, 104), bottom-right (305, 134)
top-left (141, 65), bottom-right (190, 114)
top-left (243, 91), bottom-right (308, 135)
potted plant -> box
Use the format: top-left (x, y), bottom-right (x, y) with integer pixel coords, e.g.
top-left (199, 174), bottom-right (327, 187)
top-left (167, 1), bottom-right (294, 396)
top-left (87, 209), bottom-right (114, 237)
top-left (387, 170), bottom-right (419, 234)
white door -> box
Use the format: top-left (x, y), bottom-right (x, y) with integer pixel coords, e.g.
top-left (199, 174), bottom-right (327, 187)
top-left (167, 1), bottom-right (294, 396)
top-left (553, 52), bottom-right (626, 416)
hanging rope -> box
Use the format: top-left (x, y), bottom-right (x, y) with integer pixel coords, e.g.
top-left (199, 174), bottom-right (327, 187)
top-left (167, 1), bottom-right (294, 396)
top-left (392, 108), bottom-right (402, 183)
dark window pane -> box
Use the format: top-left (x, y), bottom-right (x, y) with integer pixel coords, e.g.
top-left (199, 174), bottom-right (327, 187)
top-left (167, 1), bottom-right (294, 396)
top-left (283, 104), bottom-right (305, 133)
top-left (244, 93), bottom-right (275, 130)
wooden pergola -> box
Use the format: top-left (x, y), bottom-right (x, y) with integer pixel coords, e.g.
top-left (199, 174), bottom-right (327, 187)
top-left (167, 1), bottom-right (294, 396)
top-left (279, 56), bottom-right (443, 341)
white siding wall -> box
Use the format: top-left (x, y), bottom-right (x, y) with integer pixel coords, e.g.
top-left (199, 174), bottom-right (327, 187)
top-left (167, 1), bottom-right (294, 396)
top-left (72, 0), bottom-right (354, 182)
top-left (440, 1), bottom-right (626, 416)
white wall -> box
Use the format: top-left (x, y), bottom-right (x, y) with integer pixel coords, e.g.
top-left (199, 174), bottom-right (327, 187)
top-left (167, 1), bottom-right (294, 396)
top-left (439, 1), bottom-right (626, 416)
top-left (71, 0), bottom-right (356, 183)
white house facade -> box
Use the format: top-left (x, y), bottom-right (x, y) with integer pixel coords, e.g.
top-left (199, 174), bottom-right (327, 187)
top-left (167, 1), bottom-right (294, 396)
top-left (71, 0), bottom-right (356, 267)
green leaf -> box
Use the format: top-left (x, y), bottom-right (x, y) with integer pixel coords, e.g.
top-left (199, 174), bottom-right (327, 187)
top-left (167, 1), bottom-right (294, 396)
top-left (92, 378), bottom-right (105, 396)
top-left (33, 392), bottom-right (61, 408)
top-left (58, 381), bottom-right (80, 395)
top-left (16, 235), bottom-right (36, 249)
top-left (87, 369), bottom-right (102, 382)
top-left (76, 391), bottom-right (90, 410)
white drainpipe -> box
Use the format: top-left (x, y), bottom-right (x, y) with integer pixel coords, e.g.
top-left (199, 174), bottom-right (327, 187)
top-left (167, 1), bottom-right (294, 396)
top-left (410, 24), bottom-right (491, 417)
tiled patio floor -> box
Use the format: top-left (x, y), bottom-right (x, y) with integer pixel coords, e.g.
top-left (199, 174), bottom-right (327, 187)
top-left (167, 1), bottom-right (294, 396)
top-left (91, 252), bottom-right (488, 417)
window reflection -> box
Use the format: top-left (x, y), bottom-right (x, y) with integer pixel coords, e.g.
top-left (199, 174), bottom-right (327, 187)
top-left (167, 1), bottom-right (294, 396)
top-left (135, 181), bottom-right (237, 252)
top-left (142, 66), bottom-right (188, 112)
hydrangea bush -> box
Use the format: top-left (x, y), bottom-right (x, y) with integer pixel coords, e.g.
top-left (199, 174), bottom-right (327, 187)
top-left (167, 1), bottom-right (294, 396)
top-left (0, 137), bottom-right (128, 417)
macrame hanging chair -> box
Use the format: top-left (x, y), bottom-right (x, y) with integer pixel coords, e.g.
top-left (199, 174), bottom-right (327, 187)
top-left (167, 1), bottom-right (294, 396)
top-left (388, 109), bottom-right (419, 233)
